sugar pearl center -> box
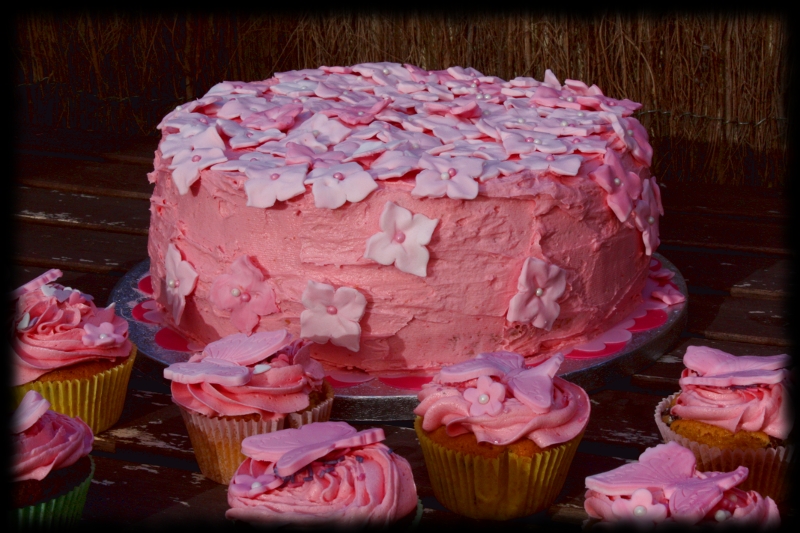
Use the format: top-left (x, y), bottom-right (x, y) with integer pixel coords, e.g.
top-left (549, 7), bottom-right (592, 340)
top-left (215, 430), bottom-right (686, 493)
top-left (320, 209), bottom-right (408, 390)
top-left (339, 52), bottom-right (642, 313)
top-left (614, 177), bottom-right (622, 186)
top-left (231, 288), bottom-right (241, 297)
top-left (271, 173), bottom-right (280, 181)
top-left (648, 216), bottom-right (655, 225)
top-left (535, 287), bottom-right (544, 297)
top-left (333, 172), bottom-right (345, 181)
top-left (99, 333), bottom-right (109, 339)
top-left (168, 279), bottom-right (179, 289)
top-left (478, 394), bottom-right (490, 404)
top-left (715, 510), bottom-right (731, 522)
top-left (394, 231), bottom-right (406, 243)
top-left (633, 505), bottom-right (647, 517)
top-left (191, 155), bottom-right (201, 162)
top-left (326, 306), bottom-right (338, 315)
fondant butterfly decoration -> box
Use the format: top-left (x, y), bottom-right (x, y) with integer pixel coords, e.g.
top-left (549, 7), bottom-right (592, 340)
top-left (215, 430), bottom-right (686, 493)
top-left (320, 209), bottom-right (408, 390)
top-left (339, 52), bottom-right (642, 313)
top-left (437, 351), bottom-right (564, 414)
top-left (681, 346), bottom-right (790, 387)
top-left (586, 441), bottom-right (749, 524)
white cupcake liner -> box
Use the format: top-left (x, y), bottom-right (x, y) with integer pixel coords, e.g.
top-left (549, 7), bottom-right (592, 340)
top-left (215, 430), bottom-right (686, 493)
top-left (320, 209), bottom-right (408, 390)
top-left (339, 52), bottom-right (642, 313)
top-left (181, 381), bottom-right (334, 484)
top-left (654, 394), bottom-right (793, 502)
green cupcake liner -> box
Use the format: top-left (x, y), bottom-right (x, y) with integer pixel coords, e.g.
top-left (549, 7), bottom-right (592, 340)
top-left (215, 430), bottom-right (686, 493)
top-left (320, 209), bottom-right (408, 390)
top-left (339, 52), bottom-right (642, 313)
top-left (14, 456), bottom-right (95, 529)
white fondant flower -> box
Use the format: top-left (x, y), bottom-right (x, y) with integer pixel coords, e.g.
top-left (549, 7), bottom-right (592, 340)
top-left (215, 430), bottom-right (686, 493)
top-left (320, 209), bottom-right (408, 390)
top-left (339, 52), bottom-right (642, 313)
top-left (300, 281), bottom-right (367, 352)
top-left (507, 257), bottom-right (567, 330)
top-left (216, 96), bottom-right (273, 120)
top-left (411, 154), bottom-right (483, 200)
top-left (210, 152), bottom-right (281, 174)
top-left (518, 153), bottom-right (583, 177)
top-left (169, 146), bottom-right (228, 195)
top-left (216, 118), bottom-right (284, 149)
top-left (305, 162), bottom-right (378, 209)
top-left (363, 201), bottom-right (439, 277)
top-left (164, 243), bottom-right (199, 325)
top-left (244, 164), bottom-right (309, 208)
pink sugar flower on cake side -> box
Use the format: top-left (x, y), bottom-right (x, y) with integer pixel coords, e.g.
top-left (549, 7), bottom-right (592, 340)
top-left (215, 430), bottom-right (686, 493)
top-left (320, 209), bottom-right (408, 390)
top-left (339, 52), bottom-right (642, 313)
top-left (411, 154), bottom-right (483, 200)
top-left (363, 201), bottom-right (439, 278)
top-left (209, 256), bottom-right (279, 334)
top-left (300, 281), bottom-right (367, 352)
top-left (507, 257), bottom-right (566, 331)
top-left (163, 243), bottom-right (198, 325)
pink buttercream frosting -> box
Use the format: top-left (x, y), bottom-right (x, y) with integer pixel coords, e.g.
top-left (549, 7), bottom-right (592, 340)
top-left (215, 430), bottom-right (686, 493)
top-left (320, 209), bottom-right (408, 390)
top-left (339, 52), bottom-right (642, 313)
top-left (13, 390), bottom-right (94, 482)
top-left (164, 329), bottom-right (326, 420)
top-left (11, 269), bottom-right (132, 386)
top-left (670, 346), bottom-right (792, 440)
top-left (225, 421), bottom-right (417, 527)
top-left (414, 351), bottom-right (590, 447)
top-left (584, 441), bottom-right (780, 528)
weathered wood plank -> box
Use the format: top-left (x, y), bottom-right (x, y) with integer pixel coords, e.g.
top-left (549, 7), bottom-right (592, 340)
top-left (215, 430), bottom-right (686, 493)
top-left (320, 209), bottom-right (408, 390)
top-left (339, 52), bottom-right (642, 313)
top-left (730, 258), bottom-right (789, 300)
top-left (582, 390), bottom-right (664, 454)
top-left (12, 265), bottom-right (122, 306)
top-left (14, 221), bottom-right (148, 275)
top-left (704, 297), bottom-right (789, 346)
top-left (631, 338), bottom-right (791, 391)
top-left (15, 153), bottom-right (153, 199)
top-left (660, 182), bottom-right (786, 220)
top-left (15, 185), bottom-right (150, 235)
top-left (660, 212), bottom-right (788, 255)
top-left (660, 246), bottom-right (785, 294)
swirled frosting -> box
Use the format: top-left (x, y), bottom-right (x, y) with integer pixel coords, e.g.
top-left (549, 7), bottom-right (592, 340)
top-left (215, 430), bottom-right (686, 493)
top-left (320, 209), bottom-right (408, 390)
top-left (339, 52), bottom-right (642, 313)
top-left (414, 351), bottom-right (590, 447)
top-left (670, 346), bottom-right (792, 439)
top-left (164, 329), bottom-right (326, 419)
top-left (11, 269), bottom-right (132, 386)
top-left (584, 442), bottom-right (780, 528)
top-left (13, 390), bottom-right (94, 482)
top-left (226, 421), bottom-right (417, 527)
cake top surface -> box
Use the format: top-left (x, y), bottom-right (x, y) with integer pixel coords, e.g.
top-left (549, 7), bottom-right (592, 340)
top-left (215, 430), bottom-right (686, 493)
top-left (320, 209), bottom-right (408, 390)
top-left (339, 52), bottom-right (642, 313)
top-left (584, 441), bottom-right (780, 527)
top-left (414, 351), bottom-right (590, 447)
top-left (155, 62), bottom-right (654, 215)
top-left (13, 390), bottom-right (94, 482)
top-left (11, 269), bottom-right (132, 386)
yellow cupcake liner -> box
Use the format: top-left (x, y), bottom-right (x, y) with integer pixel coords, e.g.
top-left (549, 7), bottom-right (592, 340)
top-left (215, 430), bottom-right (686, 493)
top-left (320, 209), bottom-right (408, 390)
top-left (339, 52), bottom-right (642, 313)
top-left (181, 380), bottom-right (334, 485)
top-left (655, 394), bottom-right (793, 503)
top-left (13, 347), bottom-right (137, 435)
top-left (15, 456), bottom-right (95, 529)
top-left (415, 417), bottom-right (583, 520)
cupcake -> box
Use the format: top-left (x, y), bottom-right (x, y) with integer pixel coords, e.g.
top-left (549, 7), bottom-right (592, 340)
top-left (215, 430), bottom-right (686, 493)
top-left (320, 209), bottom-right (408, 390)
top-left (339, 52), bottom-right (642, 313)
top-left (584, 441), bottom-right (780, 529)
top-left (11, 269), bottom-right (137, 434)
top-left (163, 329), bottom-right (335, 484)
top-left (13, 390), bottom-right (95, 529)
top-left (414, 351), bottom-right (590, 520)
top-left (654, 345), bottom-right (793, 502)
top-left (226, 421), bottom-right (419, 529)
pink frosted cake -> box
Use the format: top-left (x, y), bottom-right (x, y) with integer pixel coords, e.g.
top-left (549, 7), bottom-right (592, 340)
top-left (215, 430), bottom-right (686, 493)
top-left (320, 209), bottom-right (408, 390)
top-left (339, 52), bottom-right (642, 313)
top-left (147, 62), bottom-right (662, 376)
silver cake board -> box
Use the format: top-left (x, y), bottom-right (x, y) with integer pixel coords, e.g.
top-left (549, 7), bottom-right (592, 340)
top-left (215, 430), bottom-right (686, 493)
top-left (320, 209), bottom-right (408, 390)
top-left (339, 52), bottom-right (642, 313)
top-left (111, 253), bottom-right (687, 422)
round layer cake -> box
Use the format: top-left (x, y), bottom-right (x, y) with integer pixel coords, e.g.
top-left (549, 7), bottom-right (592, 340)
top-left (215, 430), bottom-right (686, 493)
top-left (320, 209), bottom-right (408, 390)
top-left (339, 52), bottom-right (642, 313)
top-left (147, 62), bottom-right (661, 376)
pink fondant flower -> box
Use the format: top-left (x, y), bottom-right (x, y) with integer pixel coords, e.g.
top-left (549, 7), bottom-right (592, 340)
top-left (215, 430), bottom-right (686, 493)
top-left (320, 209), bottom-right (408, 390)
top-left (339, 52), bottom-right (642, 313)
top-left (164, 243), bottom-right (198, 325)
top-left (244, 163), bottom-right (308, 208)
top-left (610, 488), bottom-right (668, 524)
top-left (229, 473), bottom-right (282, 498)
top-left (306, 162), bottom-right (378, 209)
top-left (368, 150), bottom-right (421, 180)
top-left (463, 375), bottom-right (506, 417)
top-left (209, 256), bottom-right (279, 334)
top-left (216, 95), bottom-right (273, 120)
top-left (363, 201), bottom-right (439, 278)
top-left (507, 257), bottom-right (567, 331)
top-left (606, 113), bottom-right (653, 166)
top-left (518, 153), bottom-right (583, 177)
top-left (284, 143), bottom-right (347, 169)
top-left (651, 284), bottom-right (685, 306)
top-left (216, 118), bottom-right (284, 149)
top-left (82, 321), bottom-right (125, 348)
top-left (589, 150), bottom-right (643, 223)
top-left (300, 281), bottom-right (366, 352)
top-left (211, 152), bottom-right (281, 174)
top-left (411, 154), bottom-right (483, 200)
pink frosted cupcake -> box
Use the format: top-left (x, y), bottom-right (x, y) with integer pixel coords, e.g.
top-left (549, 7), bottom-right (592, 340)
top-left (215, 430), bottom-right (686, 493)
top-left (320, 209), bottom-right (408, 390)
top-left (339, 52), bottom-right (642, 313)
top-left (164, 329), bottom-right (334, 484)
top-left (226, 421), bottom-right (419, 529)
top-left (584, 441), bottom-right (780, 529)
top-left (13, 390), bottom-right (95, 528)
top-left (414, 351), bottom-right (590, 520)
top-left (654, 346), bottom-right (793, 502)
top-left (11, 269), bottom-right (136, 434)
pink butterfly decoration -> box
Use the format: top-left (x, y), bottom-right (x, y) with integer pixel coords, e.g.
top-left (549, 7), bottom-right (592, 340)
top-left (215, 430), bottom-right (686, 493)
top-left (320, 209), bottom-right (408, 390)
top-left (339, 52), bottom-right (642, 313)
top-left (241, 421), bottom-right (385, 477)
top-left (681, 346), bottom-right (790, 387)
top-left (199, 330), bottom-right (291, 366)
top-left (163, 357), bottom-right (251, 386)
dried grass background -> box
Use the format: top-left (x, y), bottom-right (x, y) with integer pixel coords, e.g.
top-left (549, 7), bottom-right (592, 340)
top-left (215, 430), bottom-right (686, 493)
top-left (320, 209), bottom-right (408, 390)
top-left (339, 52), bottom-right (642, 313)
top-left (14, 12), bottom-right (788, 187)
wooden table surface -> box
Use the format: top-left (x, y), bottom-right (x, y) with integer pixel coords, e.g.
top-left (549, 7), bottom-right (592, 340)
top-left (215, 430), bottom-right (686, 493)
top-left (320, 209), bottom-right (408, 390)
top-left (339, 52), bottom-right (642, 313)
top-left (12, 127), bottom-right (794, 529)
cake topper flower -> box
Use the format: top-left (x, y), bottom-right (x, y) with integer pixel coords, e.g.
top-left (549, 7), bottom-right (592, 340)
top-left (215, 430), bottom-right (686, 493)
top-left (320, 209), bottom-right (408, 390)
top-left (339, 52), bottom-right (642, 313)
top-left (300, 281), bottom-right (367, 352)
top-left (463, 375), bottom-right (505, 417)
top-left (82, 321), bottom-right (126, 348)
top-left (632, 177), bottom-right (663, 255)
top-left (589, 150), bottom-right (643, 223)
top-left (609, 488), bottom-right (668, 524)
top-left (507, 257), bottom-right (567, 331)
top-left (367, 150), bottom-right (420, 180)
top-left (363, 201), bottom-right (439, 277)
top-left (164, 243), bottom-right (198, 325)
top-left (244, 163), bottom-right (309, 208)
top-left (209, 256), bottom-right (279, 334)
top-left (169, 146), bottom-right (228, 195)
top-left (606, 113), bottom-right (653, 166)
top-left (305, 162), bottom-right (378, 209)
top-left (411, 154), bottom-right (483, 200)
top-left (518, 153), bottom-right (583, 176)
top-left (216, 118), bottom-right (284, 149)
top-left (211, 152), bottom-right (281, 174)
top-left (284, 143), bottom-right (347, 169)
